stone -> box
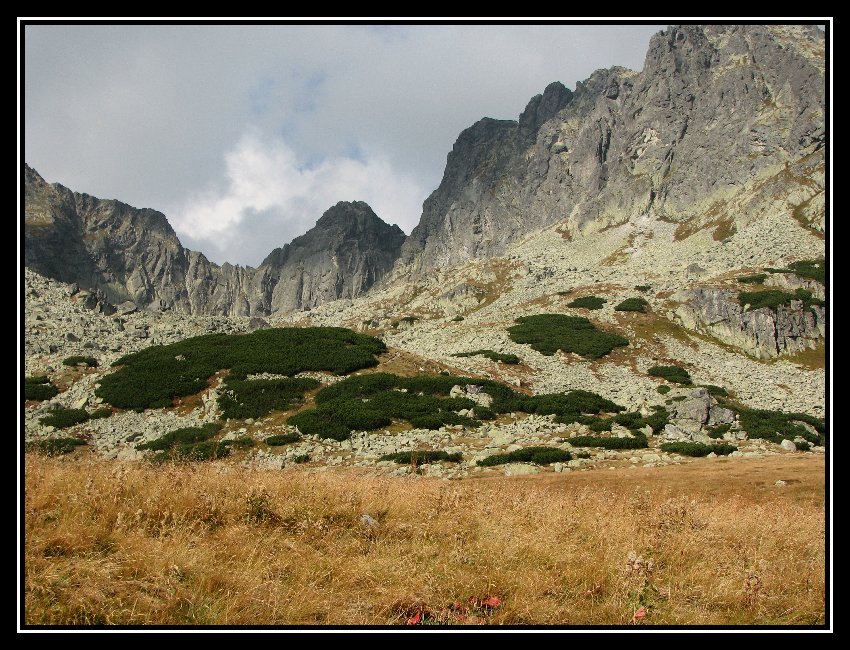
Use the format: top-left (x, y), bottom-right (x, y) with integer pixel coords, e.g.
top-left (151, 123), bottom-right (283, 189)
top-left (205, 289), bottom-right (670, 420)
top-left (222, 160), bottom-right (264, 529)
top-left (65, 332), bottom-right (80, 342)
top-left (503, 463), bottom-right (539, 476)
top-left (360, 514), bottom-right (380, 528)
top-left (780, 439), bottom-right (797, 451)
top-left (117, 301), bottom-right (138, 315)
top-left (247, 317), bottom-right (270, 331)
top-left (775, 480), bottom-right (787, 486)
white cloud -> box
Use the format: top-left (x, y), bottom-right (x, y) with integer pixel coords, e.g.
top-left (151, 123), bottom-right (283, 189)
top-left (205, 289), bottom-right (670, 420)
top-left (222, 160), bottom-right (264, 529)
top-left (170, 130), bottom-right (427, 265)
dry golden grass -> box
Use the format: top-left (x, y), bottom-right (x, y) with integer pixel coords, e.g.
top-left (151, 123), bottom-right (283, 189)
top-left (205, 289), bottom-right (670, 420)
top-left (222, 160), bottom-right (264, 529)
top-left (24, 454), bottom-right (825, 626)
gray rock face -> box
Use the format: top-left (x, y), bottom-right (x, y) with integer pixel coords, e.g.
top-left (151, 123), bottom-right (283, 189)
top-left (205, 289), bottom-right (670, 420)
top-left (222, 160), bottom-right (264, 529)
top-left (400, 24), bottom-right (824, 273)
top-left (25, 166), bottom-right (403, 316)
top-left (673, 286), bottom-right (825, 358)
top-left (260, 201), bottom-right (406, 313)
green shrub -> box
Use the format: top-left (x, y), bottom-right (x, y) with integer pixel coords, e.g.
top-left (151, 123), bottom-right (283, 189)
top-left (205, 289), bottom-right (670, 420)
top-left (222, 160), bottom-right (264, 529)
top-left (788, 259), bottom-right (825, 284)
top-left (138, 423), bottom-right (222, 451)
top-left (380, 450), bottom-right (463, 464)
top-left (89, 408), bottom-right (112, 419)
top-left (25, 380), bottom-right (59, 401)
top-left (707, 424), bottom-right (731, 439)
top-left (26, 437), bottom-right (87, 455)
top-left (671, 396), bottom-right (687, 402)
top-left (735, 407), bottom-right (825, 446)
top-left (766, 259), bottom-right (825, 284)
top-left (615, 297), bottom-right (648, 312)
top-left (795, 440), bottom-right (812, 452)
top-left (96, 327), bottom-right (385, 411)
top-left (567, 296), bottom-right (606, 310)
top-left (224, 436), bottom-right (256, 449)
top-left (737, 274), bottom-right (767, 284)
top-left (452, 350), bottom-right (520, 364)
top-left (738, 289), bottom-right (825, 314)
top-left (478, 446), bottom-right (571, 467)
top-left (25, 375), bottom-right (50, 384)
top-left (648, 365), bottom-right (692, 385)
top-left (589, 419), bottom-right (613, 432)
top-left (63, 356), bottom-right (98, 368)
top-left (451, 315), bottom-right (465, 322)
top-left (265, 433), bottom-right (300, 446)
top-left (218, 376), bottom-right (320, 420)
top-left (701, 385), bottom-right (728, 397)
top-left (635, 285), bottom-right (651, 293)
top-left (659, 442), bottom-right (737, 457)
top-left (153, 440), bottom-right (231, 462)
top-left (290, 372), bottom-right (622, 441)
top-left (656, 385), bottom-right (671, 395)
top-left (400, 316), bottom-right (419, 324)
top-left (293, 454), bottom-right (310, 464)
top-left (39, 408), bottom-right (90, 429)
top-left (473, 406), bottom-right (496, 420)
top-left (507, 314), bottom-right (628, 359)
top-left (567, 433), bottom-right (648, 449)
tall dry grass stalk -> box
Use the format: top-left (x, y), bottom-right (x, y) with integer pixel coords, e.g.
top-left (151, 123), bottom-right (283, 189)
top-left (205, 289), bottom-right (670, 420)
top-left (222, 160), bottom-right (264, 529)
top-left (23, 454), bottom-right (825, 626)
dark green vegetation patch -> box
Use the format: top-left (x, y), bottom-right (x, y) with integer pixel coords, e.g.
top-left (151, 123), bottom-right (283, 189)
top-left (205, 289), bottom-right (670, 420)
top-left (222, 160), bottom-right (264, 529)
top-left (264, 433), bottom-right (300, 446)
top-left (634, 285), bottom-right (651, 293)
top-left (380, 450), bottom-right (463, 464)
top-left (734, 407), bottom-right (825, 446)
top-left (26, 437), bottom-right (87, 455)
top-left (700, 385), bottom-right (728, 397)
top-left (478, 446), bottom-right (571, 467)
top-left (39, 408), bottom-right (91, 429)
top-left (659, 442), bottom-right (737, 457)
top-left (137, 423), bottom-right (230, 462)
top-left (288, 373), bottom-right (623, 441)
top-left (62, 355), bottom-right (98, 368)
top-left (451, 315), bottom-right (465, 322)
top-left (568, 432), bottom-right (648, 449)
top-left (25, 376), bottom-right (59, 401)
top-left (452, 350), bottom-right (520, 364)
top-left (656, 385), bottom-right (671, 395)
top-left (614, 297), bottom-right (649, 312)
top-left (507, 314), bottom-right (629, 359)
top-left (137, 423), bottom-right (223, 451)
top-left (738, 289), bottom-right (824, 314)
top-left (96, 327), bottom-right (385, 411)
top-left (567, 296), bottom-right (606, 310)
top-left (218, 377), bottom-right (320, 420)
top-left (737, 274), bottom-right (767, 284)
top-left (766, 259), bottom-right (825, 284)
top-left (707, 423), bottom-right (731, 439)
top-left (648, 365), bottom-right (693, 385)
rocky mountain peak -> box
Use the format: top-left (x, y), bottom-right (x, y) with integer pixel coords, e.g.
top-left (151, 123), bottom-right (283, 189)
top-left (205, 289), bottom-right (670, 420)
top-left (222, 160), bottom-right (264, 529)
top-left (24, 168), bottom-right (404, 316)
top-left (518, 81), bottom-right (573, 132)
top-left (399, 23), bottom-right (824, 274)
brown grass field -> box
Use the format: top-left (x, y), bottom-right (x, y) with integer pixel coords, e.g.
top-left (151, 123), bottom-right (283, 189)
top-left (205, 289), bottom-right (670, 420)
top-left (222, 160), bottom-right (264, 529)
top-left (23, 453), bottom-right (826, 626)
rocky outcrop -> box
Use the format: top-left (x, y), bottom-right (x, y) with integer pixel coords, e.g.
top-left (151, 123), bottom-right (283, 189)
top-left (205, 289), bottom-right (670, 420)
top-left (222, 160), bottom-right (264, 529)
top-left (400, 24), bottom-right (825, 273)
top-left (672, 286), bottom-right (825, 359)
top-left (260, 202), bottom-right (405, 313)
top-left (24, 166), bottom-right (403, 315)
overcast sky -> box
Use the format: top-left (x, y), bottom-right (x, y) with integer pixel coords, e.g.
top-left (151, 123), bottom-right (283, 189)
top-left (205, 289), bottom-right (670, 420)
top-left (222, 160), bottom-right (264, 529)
top-left (25, 23), bottom-right (665, 266)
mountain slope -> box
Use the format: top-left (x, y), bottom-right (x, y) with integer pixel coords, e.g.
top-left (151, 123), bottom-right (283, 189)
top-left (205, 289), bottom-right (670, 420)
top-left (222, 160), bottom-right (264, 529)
top-left (24, 166), bottom-right (404, 315)
top-left (399, 24), bottom-right (824, 274)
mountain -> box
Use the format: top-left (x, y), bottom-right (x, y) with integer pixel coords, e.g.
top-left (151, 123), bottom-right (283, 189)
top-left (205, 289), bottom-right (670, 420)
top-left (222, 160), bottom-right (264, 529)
top-left (256, 201), bottom-right (405, 313)
top-left (24, 165), bottom-right (403, 315)
top-left (24, 24), bottom-right (824, 315)
top-left (400, 24), bottom-right (824, 273)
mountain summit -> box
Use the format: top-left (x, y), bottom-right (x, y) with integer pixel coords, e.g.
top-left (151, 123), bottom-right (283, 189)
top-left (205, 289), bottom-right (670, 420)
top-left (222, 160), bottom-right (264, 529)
top-left (24, 24), bottom-right (824, 314)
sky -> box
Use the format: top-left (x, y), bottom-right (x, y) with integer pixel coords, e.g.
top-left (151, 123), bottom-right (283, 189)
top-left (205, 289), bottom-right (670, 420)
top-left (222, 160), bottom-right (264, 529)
top-left (24, 23), bottom-right (665, 267)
